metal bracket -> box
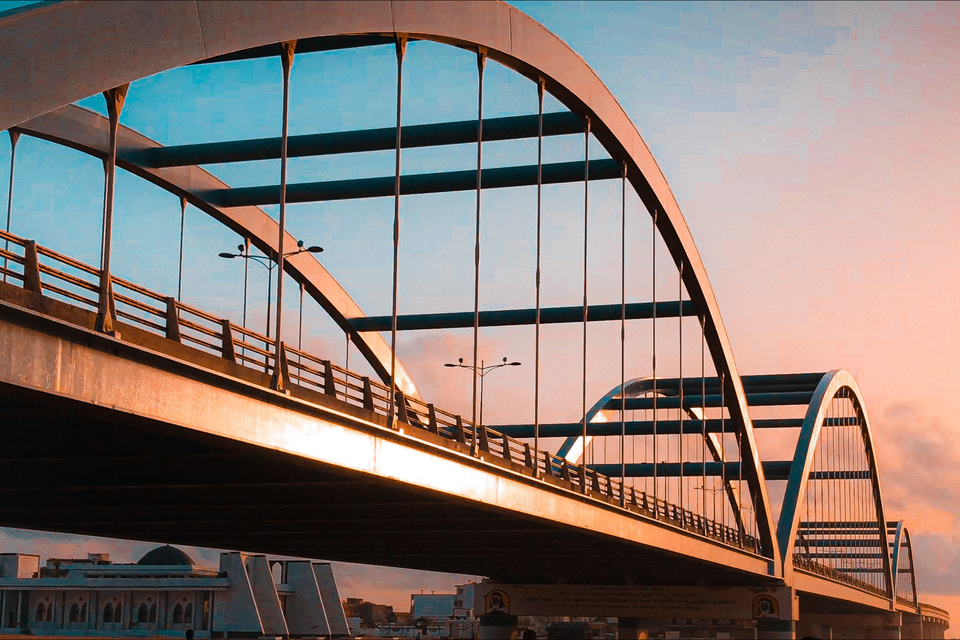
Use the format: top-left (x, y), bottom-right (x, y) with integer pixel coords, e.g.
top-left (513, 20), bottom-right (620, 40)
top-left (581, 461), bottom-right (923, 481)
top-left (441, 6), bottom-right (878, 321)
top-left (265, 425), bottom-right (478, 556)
top-left (395, 389), bottom-right (409, 425)
top-left (220, 319), bottom-right (237, 363)
top-left (93, 274), bottom-right (118, 336)
top-left (270, 340), bottom-right (290, 392)
top-left (427, 403), bottom-right (439, 435)
top-left (361, 376), bottom-right (374, 411)
top-left (322, 359), bottom-right (336, 397)
top-left (164, 297), bottom-right (181, 342)
top-left (21, 240), bottom-right (41, 293)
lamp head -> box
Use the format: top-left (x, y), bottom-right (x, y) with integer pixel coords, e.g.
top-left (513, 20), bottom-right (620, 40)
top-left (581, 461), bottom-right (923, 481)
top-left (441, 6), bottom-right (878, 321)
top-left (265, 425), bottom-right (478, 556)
top-left (218, 252), bottom-right (236, 259)
top-left (306, 246), bottom-right (323, 253)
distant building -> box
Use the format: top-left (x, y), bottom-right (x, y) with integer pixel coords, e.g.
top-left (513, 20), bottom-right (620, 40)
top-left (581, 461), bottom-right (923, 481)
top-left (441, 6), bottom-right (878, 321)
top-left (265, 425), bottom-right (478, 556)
top-left (0, 546), bottom-right (348, 637)
top-left (342, 597), bottom-right (396, 627)
top-left (411, 593), bottom-right (456, 623)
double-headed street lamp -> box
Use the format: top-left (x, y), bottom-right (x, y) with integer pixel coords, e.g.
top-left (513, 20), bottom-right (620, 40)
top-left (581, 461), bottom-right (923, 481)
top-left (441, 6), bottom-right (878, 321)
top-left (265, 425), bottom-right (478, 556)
top-left (444, 356), bottom-right (521, 430)
top-left (219, 239), bottom-right (322, 340)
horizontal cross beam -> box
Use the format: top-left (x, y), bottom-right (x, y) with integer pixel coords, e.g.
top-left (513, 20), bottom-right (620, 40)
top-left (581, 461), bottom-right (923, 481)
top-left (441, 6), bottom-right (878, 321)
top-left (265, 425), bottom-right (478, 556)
top-left (589, 461), bottom-right (793, 480)
top-left (129, 111), bottom-right (585, 168)
top-left (351, 300), bottom-right (697, 332)
top-left (590, 462), bottom-right (872, 482)
top-left (201, 158), bottom-right (622, 207)
top-left (494, 418), bottom-right (801, 439)
top-left (650, 372), bottom-right (826, 396)
top-left (608, 390), bottom-right (814, 411)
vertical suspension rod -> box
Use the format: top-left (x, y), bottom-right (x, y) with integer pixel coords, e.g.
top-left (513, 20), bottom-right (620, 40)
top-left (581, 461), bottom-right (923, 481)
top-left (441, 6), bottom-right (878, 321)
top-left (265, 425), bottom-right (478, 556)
top-left (241, 238), bottom-right (250, 327)
top-left (534, 78), bottom-right (544, 477)
top-left (678, 260), bottom-right (684, 513)
top-left (3, 130), bottom-right (18, 283)
top-left (619, 161), bottom-right (627, 505)
top-left (177, 197), bottom-right (186, 300)
top-left (388, 37), bottom-right (406, 428)
top-left (652, 209), bottom-right (658, 507)
top-left (272, 40), bottom-right (296, 392)
top-left (580, 117), bottom-right (590, 492)
top-left (720, 371), bottom-right (725, 530)
top-left (700, 316), bottom-right (706, 527)
top-left (470, 48), bottom-right (486, 453)
top-left (95, 84), bottom-right (129, 335)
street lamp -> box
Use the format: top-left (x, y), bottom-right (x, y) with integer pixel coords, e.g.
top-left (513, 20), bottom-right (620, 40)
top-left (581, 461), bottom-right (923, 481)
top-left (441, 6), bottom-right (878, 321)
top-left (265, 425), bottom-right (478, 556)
top-left (444, 356), bottom-right (521, 430)
top-left (219, 240), bottom-right (322, 339)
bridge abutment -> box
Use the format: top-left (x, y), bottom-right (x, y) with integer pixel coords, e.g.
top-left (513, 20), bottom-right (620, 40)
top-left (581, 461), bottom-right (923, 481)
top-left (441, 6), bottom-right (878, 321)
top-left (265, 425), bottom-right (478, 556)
top-left (796, 611), bottom-right (902, 639)
top-left (475, 582), bottom-right (798, 639)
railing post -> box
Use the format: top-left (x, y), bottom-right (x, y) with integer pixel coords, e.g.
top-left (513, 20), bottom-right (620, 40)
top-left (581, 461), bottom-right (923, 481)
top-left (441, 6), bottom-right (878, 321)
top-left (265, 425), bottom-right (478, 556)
top-left (164, 297), bottom-right (181, 343)
top-left (21, 240), bottom-right (41, 294)
top-left (395, 389), bottom-right (409, 425)
top-left (591, 471), bottom-right (601, 493)
top-left (427, 404), bottom-right (439, 435)
top-left (561, 460), bottom-right (571, 482)
top-left (501, 434), bottom-right (512, 462)
top-left (478, 425), bottom-right (491, 453)
top-left (524, 443), bottom-right (533, 468)
top-left (322, 359), bottom-right (337, 398)
top-left (361, 376), bottom-right (375, 411)
top-left (454, 415), bottom-right (467, 445)
top-left (221, 319), bottom-right (237, 363)
top-left (95, 84), bottom-right (129, 337)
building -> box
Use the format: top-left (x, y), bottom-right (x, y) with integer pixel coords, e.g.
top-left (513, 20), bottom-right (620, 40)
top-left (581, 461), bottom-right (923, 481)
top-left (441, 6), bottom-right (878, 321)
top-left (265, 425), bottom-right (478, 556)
top-left (0, 546), bottom-right (348, 637)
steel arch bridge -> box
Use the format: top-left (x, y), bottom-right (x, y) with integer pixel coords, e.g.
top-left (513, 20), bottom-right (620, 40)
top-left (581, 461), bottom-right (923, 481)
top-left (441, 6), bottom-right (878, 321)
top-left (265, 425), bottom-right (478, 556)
top-left (0, 1), bottom-right (946, 637)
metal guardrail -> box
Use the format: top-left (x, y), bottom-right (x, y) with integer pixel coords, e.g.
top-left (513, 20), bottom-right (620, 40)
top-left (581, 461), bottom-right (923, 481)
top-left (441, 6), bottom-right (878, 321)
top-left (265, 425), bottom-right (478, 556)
top-left (0, 229), bottom-right (760, 554)
top-left (793, 554), bottom-right (888, 598)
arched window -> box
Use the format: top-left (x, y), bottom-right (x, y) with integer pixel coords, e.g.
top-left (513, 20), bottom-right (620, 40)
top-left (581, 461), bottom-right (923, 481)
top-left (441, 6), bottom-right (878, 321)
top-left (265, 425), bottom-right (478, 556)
top-left (149, 603), bottom-right (157, 623)
top-left (173, 604), bottom-right (183, 624)
top-left (80, 603), bottom-right (87, 623)
top-left (35, 603), bottom-right (45, 622)
top-left (138, 603), bottom-right (149, 624)
top-left (69, 603), bottom-right (80, 623)
top-left (103, 603), bottom-right (113, 623)
top-left (183, 603), bottom-right (193, 624)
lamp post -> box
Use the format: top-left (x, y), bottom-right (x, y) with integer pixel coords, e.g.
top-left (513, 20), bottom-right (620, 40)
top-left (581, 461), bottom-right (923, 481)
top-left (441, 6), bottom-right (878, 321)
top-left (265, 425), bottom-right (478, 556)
top-left (444, 356), bottom-right (521, 430)
top-left (219, 240), bottom-right (322, 340)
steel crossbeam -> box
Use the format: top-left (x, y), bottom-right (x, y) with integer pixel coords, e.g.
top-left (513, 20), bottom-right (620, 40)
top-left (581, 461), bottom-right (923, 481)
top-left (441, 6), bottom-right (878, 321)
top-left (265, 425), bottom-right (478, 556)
top-left (351, 300), bottom-right (697, 332)
top-left (128, 112), bottom-right (585, 167)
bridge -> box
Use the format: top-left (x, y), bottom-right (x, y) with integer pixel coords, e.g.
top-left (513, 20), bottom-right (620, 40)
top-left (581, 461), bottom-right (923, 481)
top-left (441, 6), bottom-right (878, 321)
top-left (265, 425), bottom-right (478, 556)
top-left (0, 2), bottom-right (949, 639)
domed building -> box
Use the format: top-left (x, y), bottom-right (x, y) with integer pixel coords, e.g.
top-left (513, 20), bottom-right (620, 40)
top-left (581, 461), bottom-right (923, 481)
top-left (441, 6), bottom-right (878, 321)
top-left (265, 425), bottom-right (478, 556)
top-left (0, 546), bottom-right (347, 637)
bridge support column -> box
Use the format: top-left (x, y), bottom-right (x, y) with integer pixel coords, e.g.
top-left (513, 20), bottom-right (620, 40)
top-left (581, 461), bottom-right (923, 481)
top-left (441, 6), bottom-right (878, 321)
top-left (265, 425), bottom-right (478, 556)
top-left (797, 612), bottom-right (901, 639)
top-left (478, 614), bottom-right (518, 640)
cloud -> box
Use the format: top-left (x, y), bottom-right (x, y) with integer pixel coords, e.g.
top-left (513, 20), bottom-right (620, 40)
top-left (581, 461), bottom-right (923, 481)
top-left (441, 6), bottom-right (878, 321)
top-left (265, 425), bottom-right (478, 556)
top-left (871, 403), bottom-right (960, 597)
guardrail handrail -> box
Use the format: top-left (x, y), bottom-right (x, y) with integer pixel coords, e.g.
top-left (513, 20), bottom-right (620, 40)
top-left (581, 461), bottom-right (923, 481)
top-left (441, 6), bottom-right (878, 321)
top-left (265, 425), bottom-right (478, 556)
top-left (0, 229), bottom-right (762, 555)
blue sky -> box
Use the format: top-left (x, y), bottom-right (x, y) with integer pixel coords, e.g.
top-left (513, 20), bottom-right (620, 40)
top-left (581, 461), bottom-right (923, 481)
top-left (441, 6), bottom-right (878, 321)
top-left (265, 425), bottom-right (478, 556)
top-left (2, 0), bottom-right (959, 613)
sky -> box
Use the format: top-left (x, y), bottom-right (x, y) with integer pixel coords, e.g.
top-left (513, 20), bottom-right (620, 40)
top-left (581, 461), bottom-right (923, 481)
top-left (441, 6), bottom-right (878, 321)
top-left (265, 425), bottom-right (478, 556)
top-left (1, 0), bottom-right (959, 616)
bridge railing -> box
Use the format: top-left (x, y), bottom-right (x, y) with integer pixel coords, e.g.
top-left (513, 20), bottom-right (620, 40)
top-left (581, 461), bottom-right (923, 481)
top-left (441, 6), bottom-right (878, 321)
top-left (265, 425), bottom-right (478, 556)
top-left (793, 553), bottom-right (888, 598)
top-left (0, 228), bottom-right (760, 555)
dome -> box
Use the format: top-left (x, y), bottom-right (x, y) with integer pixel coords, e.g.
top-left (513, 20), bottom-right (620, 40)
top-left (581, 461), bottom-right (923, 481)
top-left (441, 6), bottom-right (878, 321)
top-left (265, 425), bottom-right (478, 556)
top-left (137, 545), bottom-right (195, 566)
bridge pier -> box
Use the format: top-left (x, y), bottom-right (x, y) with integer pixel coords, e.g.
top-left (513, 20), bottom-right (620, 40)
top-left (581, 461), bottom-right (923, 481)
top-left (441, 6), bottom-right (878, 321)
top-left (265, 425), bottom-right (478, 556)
top-left (796, 611), bottom-right (901, 639)
top-left (474, 582), bottom-right (798, 639)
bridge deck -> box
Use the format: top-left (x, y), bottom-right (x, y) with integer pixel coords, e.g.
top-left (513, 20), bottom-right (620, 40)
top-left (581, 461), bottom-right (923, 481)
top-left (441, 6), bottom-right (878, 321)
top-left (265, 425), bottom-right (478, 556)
top-left (0, 283), bottom-right (773, 586)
